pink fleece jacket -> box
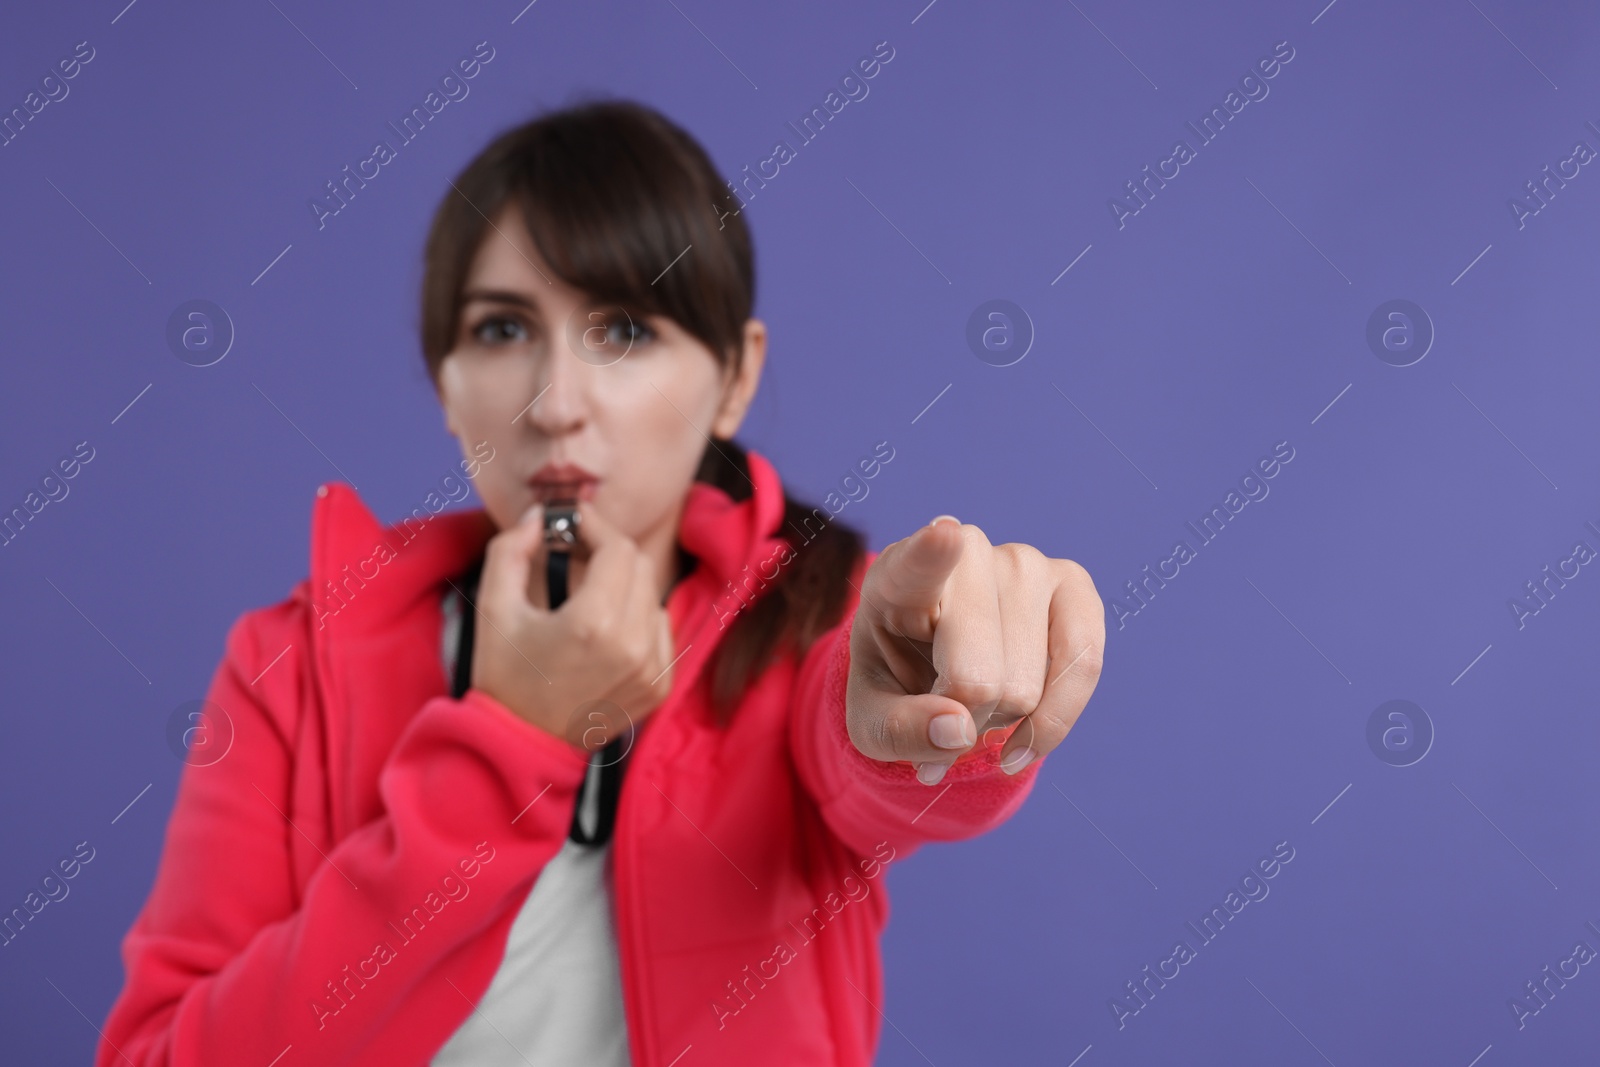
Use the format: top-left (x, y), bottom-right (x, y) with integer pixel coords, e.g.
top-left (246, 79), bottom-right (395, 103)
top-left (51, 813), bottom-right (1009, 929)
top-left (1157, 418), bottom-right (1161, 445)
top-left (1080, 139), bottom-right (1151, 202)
top-left (97, 448), bottom-right (1041, 1066)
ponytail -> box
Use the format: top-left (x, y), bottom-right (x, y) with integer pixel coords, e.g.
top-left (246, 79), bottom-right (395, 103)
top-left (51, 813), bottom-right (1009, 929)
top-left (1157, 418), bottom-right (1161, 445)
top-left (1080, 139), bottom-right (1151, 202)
top-left (693, 439), bottom-right (865, 724)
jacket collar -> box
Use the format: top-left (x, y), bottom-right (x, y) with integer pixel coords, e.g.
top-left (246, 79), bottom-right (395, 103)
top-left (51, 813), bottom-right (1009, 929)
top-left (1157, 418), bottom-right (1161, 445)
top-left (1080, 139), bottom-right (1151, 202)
top-left (677, 448), bottom-right (790, 589)
top-left (306, 447), bottom-right (791, 635)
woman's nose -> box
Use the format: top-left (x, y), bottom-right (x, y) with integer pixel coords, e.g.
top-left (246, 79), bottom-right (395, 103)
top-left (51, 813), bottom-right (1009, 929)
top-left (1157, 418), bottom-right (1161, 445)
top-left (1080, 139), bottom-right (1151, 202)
top-left (525, 342), bottom-right (589, 435)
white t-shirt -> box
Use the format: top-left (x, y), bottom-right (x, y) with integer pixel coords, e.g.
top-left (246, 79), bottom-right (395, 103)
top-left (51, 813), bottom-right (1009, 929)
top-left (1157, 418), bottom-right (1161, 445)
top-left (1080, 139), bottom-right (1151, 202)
top-left (430, 587), bottom-right (632, 1067)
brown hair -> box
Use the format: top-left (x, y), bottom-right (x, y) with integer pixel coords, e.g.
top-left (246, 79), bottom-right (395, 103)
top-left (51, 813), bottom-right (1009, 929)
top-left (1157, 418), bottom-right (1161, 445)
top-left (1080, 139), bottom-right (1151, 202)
top-left (418, 97), bottom-right (864, 722)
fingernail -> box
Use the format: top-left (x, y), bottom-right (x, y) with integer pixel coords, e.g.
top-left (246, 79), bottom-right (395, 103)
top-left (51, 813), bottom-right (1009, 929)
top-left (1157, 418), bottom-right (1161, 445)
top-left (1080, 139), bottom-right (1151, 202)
top-left (1000, 747), bottom-right (1037, 775)
top-left (915, 761), bottom-right (951, 786)
top-left (928, 514), bottom-right (960, 527)
top-left (929, 713), bottom-right (974, 749)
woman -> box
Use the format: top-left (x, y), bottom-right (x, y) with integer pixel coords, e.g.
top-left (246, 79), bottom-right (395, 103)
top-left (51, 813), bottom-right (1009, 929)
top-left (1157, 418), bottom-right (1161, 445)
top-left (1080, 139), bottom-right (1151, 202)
top-left (98, 99), bottom-right (1105, 1066)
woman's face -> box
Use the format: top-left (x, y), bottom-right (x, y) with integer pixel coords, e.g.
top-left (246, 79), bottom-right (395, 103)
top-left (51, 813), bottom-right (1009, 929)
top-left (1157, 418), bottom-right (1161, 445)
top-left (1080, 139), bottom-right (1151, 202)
top-left (436, 202), bottom-right (765, 567)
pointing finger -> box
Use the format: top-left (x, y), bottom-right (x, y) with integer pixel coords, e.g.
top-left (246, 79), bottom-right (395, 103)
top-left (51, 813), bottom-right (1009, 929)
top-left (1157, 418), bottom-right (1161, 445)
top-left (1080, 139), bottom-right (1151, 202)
top-left (925, 524), bottom-right (1006, 733)
top-left (862, 515), bottom-right (965, 642)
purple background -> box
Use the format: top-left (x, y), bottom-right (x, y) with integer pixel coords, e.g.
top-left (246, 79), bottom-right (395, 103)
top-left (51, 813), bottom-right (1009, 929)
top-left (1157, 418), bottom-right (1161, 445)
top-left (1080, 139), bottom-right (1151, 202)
top-left (4, 0), bottom-right (1599, 1063)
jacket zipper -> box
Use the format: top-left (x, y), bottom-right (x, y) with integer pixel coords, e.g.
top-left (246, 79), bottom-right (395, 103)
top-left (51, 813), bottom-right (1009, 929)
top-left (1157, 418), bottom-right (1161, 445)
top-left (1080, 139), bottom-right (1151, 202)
top-left (616, 580), bottom-right (703, 1067)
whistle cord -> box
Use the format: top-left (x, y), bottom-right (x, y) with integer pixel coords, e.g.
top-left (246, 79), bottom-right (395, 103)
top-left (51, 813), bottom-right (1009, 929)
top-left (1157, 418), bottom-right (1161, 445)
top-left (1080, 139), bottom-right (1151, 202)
top-left (547, 549), bottom-right (569, 611)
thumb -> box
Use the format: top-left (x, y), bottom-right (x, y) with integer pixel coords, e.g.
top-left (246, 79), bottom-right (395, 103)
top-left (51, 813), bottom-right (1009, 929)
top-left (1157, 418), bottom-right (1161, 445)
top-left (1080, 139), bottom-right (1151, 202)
top-left (864, 515), bottom-right (965, 641)
top-left (846, 673), bottom-right (977, 765)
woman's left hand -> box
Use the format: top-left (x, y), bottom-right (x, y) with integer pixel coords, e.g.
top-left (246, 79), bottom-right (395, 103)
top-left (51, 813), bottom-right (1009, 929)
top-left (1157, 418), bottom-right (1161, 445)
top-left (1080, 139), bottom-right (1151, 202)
top-left (844, 515), bottom-right (1106, 786)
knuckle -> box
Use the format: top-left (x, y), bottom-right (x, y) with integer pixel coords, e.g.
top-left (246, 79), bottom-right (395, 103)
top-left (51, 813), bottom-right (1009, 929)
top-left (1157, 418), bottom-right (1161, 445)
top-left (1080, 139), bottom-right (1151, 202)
top-left (856, 653), bottom-right (903, 695)
top-left (999, 541), bottom-right (1043, 573)
top-left (850, 704), bottom-right (909, 760)
top-left (1073, 642), bottom-right (1105, 681)
top-left (566, 612), bottom-right (597, 644)
top-left (1037, 706), bottom-right (1076, 737)
top-left (624, 628), bottom-right (652, 671)
top-left (877, 711), bottom-right (916, 758)
top-left (1000, 674), bottom-right (1044, 714)
top-left (1059, 556), bottom-right (1097, 592)
top-left (943, 675), bottom-right (1004, 711)
top-left (953, 671), bottom-right (1004, 703)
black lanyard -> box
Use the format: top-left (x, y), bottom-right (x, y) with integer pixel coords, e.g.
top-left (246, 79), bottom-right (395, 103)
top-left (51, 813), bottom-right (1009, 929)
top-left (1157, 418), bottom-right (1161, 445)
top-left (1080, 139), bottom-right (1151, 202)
top-left (449, 552), bottom-right (631, 847)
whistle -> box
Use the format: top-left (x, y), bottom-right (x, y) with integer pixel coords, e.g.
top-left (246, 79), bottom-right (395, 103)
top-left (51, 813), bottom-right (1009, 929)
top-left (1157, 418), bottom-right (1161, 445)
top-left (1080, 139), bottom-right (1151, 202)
top-left (543, 500), bottom-right (580, 548)
top-left (542, 499), bottom-right (579, 608)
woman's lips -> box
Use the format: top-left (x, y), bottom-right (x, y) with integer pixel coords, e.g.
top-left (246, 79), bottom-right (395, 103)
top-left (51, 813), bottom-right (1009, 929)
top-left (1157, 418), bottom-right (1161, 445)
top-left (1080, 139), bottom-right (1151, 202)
top-left (528, 462), bottom-right (598, 502)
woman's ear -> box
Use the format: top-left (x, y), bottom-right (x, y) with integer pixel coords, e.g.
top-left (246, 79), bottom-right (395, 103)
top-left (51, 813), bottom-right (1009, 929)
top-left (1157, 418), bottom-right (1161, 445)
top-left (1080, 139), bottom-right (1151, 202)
top-left (437, 356), bottom-right (462, 438)
top-left (710, 318), bottom-right (767, 439)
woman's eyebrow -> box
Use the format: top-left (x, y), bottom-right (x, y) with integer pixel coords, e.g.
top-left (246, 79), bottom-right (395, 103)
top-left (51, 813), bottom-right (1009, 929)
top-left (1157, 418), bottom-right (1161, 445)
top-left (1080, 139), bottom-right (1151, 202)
top-left (460, 288), bottom-right (540, 311)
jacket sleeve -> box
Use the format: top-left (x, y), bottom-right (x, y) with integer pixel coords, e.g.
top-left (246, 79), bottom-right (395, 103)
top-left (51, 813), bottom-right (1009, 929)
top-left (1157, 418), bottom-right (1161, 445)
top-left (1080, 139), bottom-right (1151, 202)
top-left (96, 590), bottom-right (592, 1066)
top-left (786, 551), bottom-right (1042, 863)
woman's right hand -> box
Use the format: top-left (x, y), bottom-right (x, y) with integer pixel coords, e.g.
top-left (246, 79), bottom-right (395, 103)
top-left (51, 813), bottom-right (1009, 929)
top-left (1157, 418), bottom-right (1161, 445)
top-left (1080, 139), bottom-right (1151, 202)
top-left (469, 500), bottom-right (678, 750)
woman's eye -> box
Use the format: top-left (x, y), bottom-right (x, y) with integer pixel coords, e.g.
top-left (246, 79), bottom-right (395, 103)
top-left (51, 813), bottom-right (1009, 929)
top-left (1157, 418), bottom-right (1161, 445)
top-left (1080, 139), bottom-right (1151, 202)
top-left (604, 315), bottom-right (655, 348)
top-left (472, 315), bottom-right (528, 345)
